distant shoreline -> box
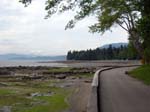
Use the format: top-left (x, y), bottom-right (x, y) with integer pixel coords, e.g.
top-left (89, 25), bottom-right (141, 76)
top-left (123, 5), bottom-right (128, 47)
top-left (0, 60), bottom-right (141, 68)
top-left (39, 60), bottom-right (140, 64)
top-left (38, 60), bottom-right (141, 68)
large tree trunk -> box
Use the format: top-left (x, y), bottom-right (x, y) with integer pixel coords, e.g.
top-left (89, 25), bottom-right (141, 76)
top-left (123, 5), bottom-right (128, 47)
top-left (129, 29), bottom-right (149, 64)
top-left (129, 29), bottom-right (150, 64)
top-left (129, 29), bottom-right (143, 57)
top-left (141, 0), bottom-right (150, 64)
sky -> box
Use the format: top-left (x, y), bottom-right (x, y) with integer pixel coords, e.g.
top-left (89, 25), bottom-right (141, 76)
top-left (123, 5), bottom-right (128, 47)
top-left (0, 0), bottom-right (128, 56)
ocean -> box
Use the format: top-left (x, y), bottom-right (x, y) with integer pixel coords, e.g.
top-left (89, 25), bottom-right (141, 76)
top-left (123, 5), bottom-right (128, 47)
top-left (0, 60), bottom-right (67, 67)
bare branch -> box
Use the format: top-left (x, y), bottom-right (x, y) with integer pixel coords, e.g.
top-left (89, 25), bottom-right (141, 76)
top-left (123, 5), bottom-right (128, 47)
top-left (117, 22), bottom-right (128, 32)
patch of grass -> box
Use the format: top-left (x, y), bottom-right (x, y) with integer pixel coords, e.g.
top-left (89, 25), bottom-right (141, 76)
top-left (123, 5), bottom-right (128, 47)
top-left (129, 65), bottom-right (150, 85)
top-left (0, 88), bottom-right (16, 95)
top-left (32, 93), bottom-right (69, 112)
top-left (12, 87), bottom-right (70, 112)
top-left (48, 67), bottom-right (72, 73)
top-left (0, 79), bottom-right (71, 112)
top-left (0, 95), bottom-right (32, 107)
top-left (76, 73), bottom-right (93, 78)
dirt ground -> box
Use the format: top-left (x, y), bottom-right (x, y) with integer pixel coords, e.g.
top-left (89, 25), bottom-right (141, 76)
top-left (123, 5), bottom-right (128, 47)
top-left (65, 77), bottom-right (92, 112)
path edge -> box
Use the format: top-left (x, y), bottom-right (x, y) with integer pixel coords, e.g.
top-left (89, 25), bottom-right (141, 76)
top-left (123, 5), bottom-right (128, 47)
top-left (87, 65), bottom-right (140, 112)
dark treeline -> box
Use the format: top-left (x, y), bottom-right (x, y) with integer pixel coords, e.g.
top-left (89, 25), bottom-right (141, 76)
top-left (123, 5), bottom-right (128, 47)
top-left (67, 44), bottom-right (141, 60)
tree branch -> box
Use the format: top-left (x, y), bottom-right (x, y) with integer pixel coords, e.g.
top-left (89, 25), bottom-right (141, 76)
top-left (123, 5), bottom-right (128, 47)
top-left (117, 22), bottom-right (129, 32)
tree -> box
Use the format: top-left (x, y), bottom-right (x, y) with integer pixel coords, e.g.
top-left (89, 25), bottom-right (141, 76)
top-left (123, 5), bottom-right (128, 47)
top-left (20, 0), bottom-right (150, 63)
top-left (20, 0), bottom-right (31, 6)
top-left (66, 45), bottom-right (140, 60)
top-left (136, 0), bottom-right (150, 63)
top-left (127, 41), bottom-right (140, 59)
top-left (107, 45), bottom-right (113, 59)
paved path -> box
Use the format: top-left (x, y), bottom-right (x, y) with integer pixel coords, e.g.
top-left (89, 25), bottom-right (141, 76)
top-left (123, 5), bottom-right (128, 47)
top-left (100, 67), bottom-right (150, 112)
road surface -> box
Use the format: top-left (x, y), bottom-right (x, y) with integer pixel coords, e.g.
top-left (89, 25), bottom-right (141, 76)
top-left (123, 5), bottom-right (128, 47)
top-left (100, 67), bottom-right (150, 112)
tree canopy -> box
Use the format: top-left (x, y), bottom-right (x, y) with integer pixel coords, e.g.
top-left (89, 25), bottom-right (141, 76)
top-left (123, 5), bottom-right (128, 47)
top-left (21, 0), bottom-right (142, 31)
top-left (67, 44), bottom-right (140, 60)
top-left (20, 0), bottom-right (150, 63)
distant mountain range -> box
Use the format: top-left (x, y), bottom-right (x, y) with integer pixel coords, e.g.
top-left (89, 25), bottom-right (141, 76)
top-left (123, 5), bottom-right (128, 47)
top-left (100, 42), bottom-right (128, 49)
top-left (0, 43), bottom-right (128, 61)
top-left (0, 54), bottom-right (66, 61)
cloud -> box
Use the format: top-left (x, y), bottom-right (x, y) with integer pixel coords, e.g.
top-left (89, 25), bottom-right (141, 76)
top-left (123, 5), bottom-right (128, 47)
top-left (0, 0), bottom-right (128, 55)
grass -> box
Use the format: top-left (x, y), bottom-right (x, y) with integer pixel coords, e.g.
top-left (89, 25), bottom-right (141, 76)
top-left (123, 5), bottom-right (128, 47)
top-left (129, 65), bottom-right (150, 85)
top-left (76, 73), bottom-right (93, 78)
top-left (0, 96), bottom-right (32, 106)
top-left (30, 91), bottom-right (69, 112)
top-left (13, 87), bottom-right (70, 112)
top-left (48, 67), bottom-right (72, 73)
top-left (0, 67), bottom-right (92, 112)
top-left (0, 79), bottom-right (71, 112)
top-left (0, 88), bottom-right (16, 95)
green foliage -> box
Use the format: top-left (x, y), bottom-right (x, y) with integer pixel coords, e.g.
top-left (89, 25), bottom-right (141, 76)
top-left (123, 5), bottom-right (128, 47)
top-left (127, 41), bottom-right (139, 59)
top-left (137, 16), bottom-right (150, 63)
top-left (67, 45), bottom-right (140, 60)
top-left (129, 65), bottom-right (150, 85)
top-left (20, 0), bottom-right (142, 32)
top-left (19, 0), bottom-right (31, 6)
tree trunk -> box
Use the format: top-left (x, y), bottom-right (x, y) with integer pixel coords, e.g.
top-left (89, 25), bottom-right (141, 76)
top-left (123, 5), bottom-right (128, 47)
top-left (129, 29), bottom-right (150, 64)
top-left (129, 30), bottom-right (143, 55)
top-left (141, 0), bottom-right (150, 64)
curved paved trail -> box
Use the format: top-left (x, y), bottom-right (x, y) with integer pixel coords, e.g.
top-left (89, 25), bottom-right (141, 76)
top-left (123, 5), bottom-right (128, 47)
top-left (100, 67), bottom-right (150, 112)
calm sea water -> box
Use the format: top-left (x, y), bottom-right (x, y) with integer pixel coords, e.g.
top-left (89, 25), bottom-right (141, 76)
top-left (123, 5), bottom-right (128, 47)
top-left (0, 60), bottom-right (67, 67)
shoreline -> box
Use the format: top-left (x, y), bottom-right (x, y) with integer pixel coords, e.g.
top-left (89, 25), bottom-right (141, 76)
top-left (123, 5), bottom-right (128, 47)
top-left (0, 60), bottom-right (141, 68)
top-left (0, 66), bottom-right (94, 112)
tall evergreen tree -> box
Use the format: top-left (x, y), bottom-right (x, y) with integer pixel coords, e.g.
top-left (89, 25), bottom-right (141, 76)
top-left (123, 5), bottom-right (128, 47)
top-left (67, 45), bottom-right (140, 60)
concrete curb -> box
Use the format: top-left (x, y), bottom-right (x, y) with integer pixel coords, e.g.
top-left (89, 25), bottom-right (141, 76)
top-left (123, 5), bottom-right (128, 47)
top-left (87, 65), bottom-right (140, 112)
top-left (87, 67), bottom-right (114, 112)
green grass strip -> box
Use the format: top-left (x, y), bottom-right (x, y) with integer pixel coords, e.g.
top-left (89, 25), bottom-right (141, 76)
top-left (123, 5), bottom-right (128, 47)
top-left (129, 65), bottom-right (150, 85)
